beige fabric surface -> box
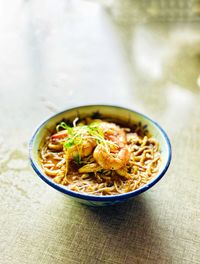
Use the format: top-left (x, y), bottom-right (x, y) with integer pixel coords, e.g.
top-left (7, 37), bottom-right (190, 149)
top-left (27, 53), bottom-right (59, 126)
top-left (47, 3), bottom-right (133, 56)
top-left (0, 0), bottom-right (200, 263)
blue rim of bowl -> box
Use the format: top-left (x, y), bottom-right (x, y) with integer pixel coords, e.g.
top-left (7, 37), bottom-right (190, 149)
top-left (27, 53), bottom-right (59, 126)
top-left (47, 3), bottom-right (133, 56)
top-left (29, 104), bottom-right (172, 202)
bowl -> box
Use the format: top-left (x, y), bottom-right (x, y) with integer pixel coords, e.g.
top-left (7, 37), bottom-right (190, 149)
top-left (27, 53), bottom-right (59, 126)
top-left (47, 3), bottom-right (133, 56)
top-left (29, 105), bottom-right (171, 206)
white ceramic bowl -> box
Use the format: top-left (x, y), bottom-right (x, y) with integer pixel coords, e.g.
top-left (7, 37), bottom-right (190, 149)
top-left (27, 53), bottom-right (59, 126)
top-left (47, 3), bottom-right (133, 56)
top-left (29, 105), bottom-right (172, 206)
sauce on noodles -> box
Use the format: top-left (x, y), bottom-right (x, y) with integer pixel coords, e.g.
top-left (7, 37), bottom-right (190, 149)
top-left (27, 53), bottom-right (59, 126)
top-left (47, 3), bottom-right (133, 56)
top-left (40, 118), bottom-right (161, 195)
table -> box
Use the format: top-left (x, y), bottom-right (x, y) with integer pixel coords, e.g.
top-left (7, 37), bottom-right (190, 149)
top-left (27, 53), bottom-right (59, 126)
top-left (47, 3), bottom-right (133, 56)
top-left (1, 1), bottom-right (200, 263)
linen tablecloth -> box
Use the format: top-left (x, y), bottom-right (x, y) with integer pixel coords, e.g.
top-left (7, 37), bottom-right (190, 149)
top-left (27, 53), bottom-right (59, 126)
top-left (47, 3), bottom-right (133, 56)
top-left (1, 1), bottom-right (200, 263)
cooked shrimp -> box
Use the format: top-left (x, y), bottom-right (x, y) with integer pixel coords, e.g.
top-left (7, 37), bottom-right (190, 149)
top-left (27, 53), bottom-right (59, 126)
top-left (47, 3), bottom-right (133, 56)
top-left (67, 137), bottom-right (96, 160)
top-left (93, 144), bottom-right (130, 170)
top-left (51, 130), bottom-right (68, 139)
top-left (92, 121), bottom-right (130, 170)
top-left (64, 137), bottom-right (97, 176)
top-left (98, 121), bottom-right (127, 146)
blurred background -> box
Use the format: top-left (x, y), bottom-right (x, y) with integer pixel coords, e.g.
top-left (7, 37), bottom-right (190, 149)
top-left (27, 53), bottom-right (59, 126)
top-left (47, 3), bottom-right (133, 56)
top-left (1, 1), bottom-right (200, 263)
top-left (0, 0), bottom-right (200, 135)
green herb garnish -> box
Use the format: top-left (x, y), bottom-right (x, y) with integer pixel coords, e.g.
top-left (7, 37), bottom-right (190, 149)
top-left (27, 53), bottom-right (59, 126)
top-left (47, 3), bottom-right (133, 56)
top-left (57, 119), bottom-right (117, 155)
top-left (64, 138), bottom-right (74, 149)
top-left (56, 122), bottom-right (73, 134)
top-left (73, 153), bottom-right (82, 165)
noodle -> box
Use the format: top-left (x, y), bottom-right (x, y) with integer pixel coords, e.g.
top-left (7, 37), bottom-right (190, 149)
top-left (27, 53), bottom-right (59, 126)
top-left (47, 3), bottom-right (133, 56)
top-left (39, 118), bottom-right (161, 195)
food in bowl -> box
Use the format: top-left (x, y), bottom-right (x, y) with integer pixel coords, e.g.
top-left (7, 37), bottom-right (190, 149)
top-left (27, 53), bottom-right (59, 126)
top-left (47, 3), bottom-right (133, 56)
top-left (40, 117), bottom-right (161, 196)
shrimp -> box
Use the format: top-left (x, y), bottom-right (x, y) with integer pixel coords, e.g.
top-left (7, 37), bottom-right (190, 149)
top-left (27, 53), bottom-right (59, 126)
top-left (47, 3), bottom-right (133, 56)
top-left (93, 144), bottom-right (130, 170)
top-left (51, 130), bottom-right (68, 139)
top-left (98, 121), bottom-right (127, 146)
top-left (48, 131), bottom-right (68, 151)
top-left (92, 121), bottom-right (130, 170)
top-left (67, 137), bottom-right (96, 160)
top-left (50, 125), bottom-right (97, 161)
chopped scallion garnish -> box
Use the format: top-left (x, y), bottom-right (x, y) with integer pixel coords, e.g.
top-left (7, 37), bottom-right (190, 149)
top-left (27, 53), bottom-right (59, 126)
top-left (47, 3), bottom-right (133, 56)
top-left (56, 122), bottom-right (73, 134)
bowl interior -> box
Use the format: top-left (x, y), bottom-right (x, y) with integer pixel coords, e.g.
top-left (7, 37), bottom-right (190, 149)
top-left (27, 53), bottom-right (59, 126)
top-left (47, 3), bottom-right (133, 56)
top-left (30, 105), bottom-right (171, 202)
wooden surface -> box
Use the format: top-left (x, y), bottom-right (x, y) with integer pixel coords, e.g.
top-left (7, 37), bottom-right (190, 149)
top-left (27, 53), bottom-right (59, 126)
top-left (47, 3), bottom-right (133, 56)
top-left (0, 0), bottom-right (200, 263)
